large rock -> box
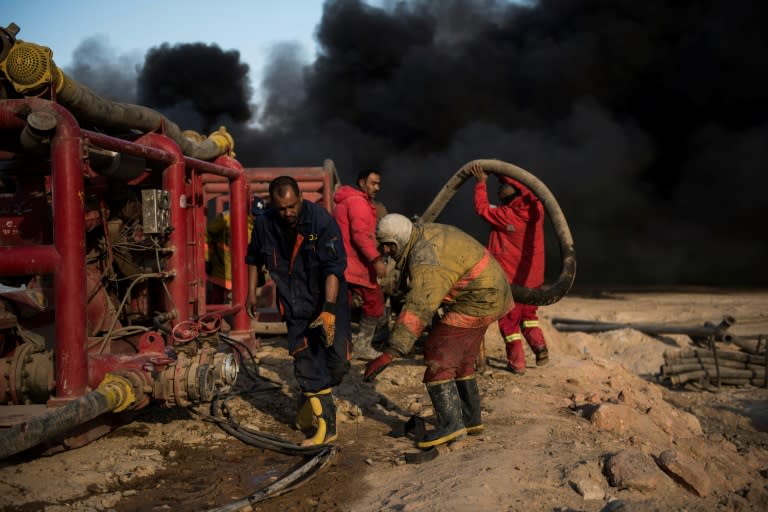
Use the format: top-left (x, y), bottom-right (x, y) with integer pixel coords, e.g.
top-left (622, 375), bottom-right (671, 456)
top-left (605, 449), bottom-right (665, 491)
top-left (589, 403), bottom-right (670, 445)
top-left (657, 449), bottom-right (712, 497)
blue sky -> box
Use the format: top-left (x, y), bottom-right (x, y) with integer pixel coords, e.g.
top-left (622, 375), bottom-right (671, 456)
top-left (3, 0), bottom-right (328, 93)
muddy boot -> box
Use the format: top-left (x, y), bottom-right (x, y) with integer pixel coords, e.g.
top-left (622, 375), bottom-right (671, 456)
top-left (505, 335), bottom-right (526, 374)
top-left (352, 315), bottom-right (382, 361)
top-left (417, 381), bottom-right (467, 449)
top-left (300, 389), bottom-right (337, 446)
top-left (372, 313), bottom-right (390, 348)
top-left (456, 375), bottom-right (484, 435)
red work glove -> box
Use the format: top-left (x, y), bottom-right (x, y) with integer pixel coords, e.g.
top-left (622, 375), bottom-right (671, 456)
top-left (309, 302), bottom-right (336, 347)
top-left (364, 352), bottom-right (394, 382)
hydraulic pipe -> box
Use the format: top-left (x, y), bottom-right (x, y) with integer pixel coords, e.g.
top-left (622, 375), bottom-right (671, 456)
top-left (135, 133), bottom-right (190, 323)
top-left (214, 155), bottom-right (250, 333)
top-left (0, 245), bottom-right (60, 275)
top-left (0, 374), bottom-right (135, 460)
top-left (51, 101), bottom-right (88, 399)
top-left (0, 98), bottom-right (88, 398)
top-left (186, 156), bottom-right (243, 180)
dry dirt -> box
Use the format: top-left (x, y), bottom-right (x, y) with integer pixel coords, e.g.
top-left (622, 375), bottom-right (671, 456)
top-left (2, 289), bottom-right (768, 512)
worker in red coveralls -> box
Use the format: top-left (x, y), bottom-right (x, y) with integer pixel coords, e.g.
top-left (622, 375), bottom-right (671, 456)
top-left (470, 163), bottom-right (549, 374)
top-left (332, 169), bottom-right (387, 361)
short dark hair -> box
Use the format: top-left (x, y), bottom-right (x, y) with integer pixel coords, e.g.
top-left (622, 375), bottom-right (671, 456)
top-left (356, 169), bottom-right (381, 183)
top-left (269, 175), bottom-right (300, 200)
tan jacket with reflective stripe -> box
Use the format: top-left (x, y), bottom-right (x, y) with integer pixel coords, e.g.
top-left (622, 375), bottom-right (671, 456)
top-left (388, 223), bottom-right (513, 357)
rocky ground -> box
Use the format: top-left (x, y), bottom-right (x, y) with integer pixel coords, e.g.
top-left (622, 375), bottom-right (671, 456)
top-left (1, 289), bottom-right (768, 512)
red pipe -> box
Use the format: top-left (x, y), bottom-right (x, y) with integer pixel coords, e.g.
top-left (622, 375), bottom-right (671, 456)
top-left (185, 156), bottom-right (242, 179)
top-left (0, 99), bottom-right (89, 399)
top-left (0, 245), bottom-right (60, 274)
top-left (84, 131), bottom-right (175, 164)
top-left (52, 108), bottom-right (88, 398)
top-left (135, 133), bottom-right (190, 323)
top-left (213, 155), bottom-right (249, 332)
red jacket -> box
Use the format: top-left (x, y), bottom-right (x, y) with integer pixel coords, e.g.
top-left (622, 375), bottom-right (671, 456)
top-left (333, 185), bottom-right (381, 288)
top-left (473, 178), bottom-right (545, 287)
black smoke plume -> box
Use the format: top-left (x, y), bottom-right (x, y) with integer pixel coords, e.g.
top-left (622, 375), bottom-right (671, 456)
top-left (65, 0), bottom-right (768, 287)
top-left (137, 42), bottom-right (253, 133)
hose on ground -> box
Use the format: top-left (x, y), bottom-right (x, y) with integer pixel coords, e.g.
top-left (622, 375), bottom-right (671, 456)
top-left (204, 446), bottom-right (337, 511)
top-left (0, 375), bottom-right (134, 460)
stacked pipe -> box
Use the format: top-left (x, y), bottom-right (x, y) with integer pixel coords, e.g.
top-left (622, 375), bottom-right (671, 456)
top-left (660, 342), bottom-right (767, 388)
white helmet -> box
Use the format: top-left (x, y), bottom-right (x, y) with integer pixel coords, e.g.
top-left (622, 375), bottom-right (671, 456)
top-left (376, 213), bottom-right (413, 261)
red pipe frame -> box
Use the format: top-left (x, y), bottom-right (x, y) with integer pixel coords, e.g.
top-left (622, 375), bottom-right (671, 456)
top-left (0, 98), bottom-right (249, 400)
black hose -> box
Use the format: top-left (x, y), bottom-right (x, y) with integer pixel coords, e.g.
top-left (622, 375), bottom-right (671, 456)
top-left (56, 71), bottom-right (229, 160)
top-left (204, 446), bottom-right (337, 512)
top-left (419, 158), bottom-right (576, 306)
top-left (187, 393), bottom-right (332, 457)
top-left (0, 389), bottom-right (116, 460)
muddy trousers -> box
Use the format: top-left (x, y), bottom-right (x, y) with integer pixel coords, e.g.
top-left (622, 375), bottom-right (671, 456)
top-left (417, 320), bottom-right (491, 448)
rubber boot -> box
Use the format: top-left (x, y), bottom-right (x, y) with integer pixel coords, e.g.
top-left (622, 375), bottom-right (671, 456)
top-left (522, 320), bottom-right (549, 366)
top-left (417, 381), bottom-right (467, 449)
top-left (300, 389), bottom-right (337, 446)
top-left (505, 334), bottom-right (527, 374)
top-left (352, 315), bottom-right (382, 361)
top-left (372, 312), bottom-right (390, 347)
top-left (295, 393), bottom-right (314, 431)
top-left (455, 375), bottom-right (484, 435)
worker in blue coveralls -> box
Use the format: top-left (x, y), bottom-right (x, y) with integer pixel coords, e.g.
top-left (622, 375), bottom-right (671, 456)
top-left (245, 175), bottom-right (350, 446)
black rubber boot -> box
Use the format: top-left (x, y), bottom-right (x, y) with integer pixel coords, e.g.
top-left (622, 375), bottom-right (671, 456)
top-left (417, 381), bottom-right (467, 449)
top-left (455, 375), bottom-right (484, 435)
top-left (300, 389), bottom-right (337, 446)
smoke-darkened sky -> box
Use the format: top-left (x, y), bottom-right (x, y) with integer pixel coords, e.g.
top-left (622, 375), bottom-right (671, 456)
top-left (64, 0), bottom-right (768, 287)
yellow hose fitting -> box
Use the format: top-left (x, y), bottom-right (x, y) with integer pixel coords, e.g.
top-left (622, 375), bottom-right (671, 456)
top-left (207, 126), bottom-right (235, 157)
top-left (0, 40), bottom-right (57, 95)
top-left (97, 373), bottom-right (137, 413)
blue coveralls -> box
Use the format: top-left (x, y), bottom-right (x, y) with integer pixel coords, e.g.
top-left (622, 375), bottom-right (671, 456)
top-left (246, 199), bottom-right (351, 392)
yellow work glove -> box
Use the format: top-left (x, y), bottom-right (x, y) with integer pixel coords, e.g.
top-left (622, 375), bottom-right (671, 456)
top-left (309, 302), bottom-right (336, 347)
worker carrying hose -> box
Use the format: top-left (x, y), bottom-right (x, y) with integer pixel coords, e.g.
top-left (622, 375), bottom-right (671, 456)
top-left (470, 163), bottom-right (549, 374)
top-left (364, 214), bottom-right (512, 449)
top-left (245, 176), bottom-right (351, 446)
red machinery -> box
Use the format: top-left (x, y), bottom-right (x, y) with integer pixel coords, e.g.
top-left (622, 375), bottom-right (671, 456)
top-left (0, 23), bottom-right (338, 458)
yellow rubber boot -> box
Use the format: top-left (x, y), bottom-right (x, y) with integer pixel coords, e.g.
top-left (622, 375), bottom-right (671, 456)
top-left (300, 388), bottom-right (337, 446)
